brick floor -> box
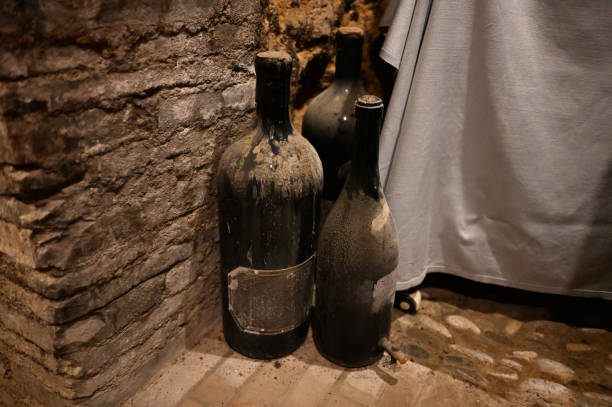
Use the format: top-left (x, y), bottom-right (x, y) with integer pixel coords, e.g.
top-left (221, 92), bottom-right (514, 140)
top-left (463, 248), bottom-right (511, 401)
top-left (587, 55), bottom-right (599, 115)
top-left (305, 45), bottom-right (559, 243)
top-left (126, 320), bottom-right (513, 407)
top-left (280, 364), bottom-right (344, 407)
top-left (125, 281), bottom-right (611, 407)
top-left (189, 353), bottom-right (263, 405)
top-left (339, 369), bottom-right (386, 405)
top-left (124, 337), bottom-right (229, 407)
top-left (230, 355), bottom-right (309, 406)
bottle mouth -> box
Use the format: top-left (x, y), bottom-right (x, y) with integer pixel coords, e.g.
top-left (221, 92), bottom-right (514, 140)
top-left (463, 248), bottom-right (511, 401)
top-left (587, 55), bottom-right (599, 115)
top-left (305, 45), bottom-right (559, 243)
top-left (256, 50), bottom-right (292, 65)
top-left (255, 51), bottom-right (293, 79)
top-left (337, 26), bottom-right (364, 40)
top-left (356, 95), bottom-right (383, 109)
top-left (254, 50), bottom-right (292, 114)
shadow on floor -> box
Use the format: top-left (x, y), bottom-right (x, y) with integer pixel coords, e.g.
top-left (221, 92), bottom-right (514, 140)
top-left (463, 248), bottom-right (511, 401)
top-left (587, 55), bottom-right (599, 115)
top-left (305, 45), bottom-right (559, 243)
top-left (414, 273), bottom-right (612, 332)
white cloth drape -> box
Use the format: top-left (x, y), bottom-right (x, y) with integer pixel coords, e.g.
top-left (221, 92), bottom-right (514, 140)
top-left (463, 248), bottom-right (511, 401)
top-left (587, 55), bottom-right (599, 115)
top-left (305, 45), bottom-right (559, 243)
top-left (379, 0), bottom-right (612, 299)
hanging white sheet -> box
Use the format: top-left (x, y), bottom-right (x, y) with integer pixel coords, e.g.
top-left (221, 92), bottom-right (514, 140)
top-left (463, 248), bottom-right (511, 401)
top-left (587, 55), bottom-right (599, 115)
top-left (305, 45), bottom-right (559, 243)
top-left (379, 0), bottom-right (612, 299)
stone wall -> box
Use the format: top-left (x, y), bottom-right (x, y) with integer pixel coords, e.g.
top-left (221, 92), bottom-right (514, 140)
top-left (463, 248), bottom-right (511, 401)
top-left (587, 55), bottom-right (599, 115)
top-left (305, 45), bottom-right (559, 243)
top-left (0, 1), bottom-right (387, 406)
top-left (0, 1), bottom-right (261, 405)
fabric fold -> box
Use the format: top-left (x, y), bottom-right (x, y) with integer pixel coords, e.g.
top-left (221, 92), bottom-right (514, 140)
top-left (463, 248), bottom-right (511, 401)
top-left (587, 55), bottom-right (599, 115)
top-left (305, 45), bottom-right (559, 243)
top-left (379, 0), bottom-right (612, 299)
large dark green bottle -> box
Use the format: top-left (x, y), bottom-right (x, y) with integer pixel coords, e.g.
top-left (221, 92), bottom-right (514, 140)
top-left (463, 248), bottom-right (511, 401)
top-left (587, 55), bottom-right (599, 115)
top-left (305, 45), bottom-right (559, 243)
top-left (313, 95), bottom-right (399, 367)
top-left (302, 27), bottom-right (366, 203)
top-left (217, 51), bottom-right (323, 359)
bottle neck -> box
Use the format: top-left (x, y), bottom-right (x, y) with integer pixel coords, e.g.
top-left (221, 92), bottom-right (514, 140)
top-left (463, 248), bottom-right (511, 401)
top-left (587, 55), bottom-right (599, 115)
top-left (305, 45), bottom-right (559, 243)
top-left (255, 53), bottom-right (293, 146)
top-left (335, 33), bottom-right (363, 80)
top-left (347, 100), bottom-right (383, 199)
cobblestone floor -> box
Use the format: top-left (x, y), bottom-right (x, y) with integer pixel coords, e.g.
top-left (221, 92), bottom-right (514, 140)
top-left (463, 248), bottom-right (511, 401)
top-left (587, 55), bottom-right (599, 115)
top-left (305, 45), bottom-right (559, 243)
top-left (125, 275), bottom-right (612, 407)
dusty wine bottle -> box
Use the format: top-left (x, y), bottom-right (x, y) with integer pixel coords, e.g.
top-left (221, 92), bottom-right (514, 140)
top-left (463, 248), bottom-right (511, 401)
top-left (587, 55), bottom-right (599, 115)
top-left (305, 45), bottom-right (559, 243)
top-left (312, 95), bottom-right (399, 368)
top-left (217, 51), bottom-right (323, 359)
top-left (302, 26), bottom-right (366, 202)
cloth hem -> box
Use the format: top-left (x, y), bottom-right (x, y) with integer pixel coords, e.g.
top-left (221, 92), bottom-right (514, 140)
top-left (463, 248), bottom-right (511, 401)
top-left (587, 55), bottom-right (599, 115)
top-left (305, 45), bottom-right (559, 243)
top-left (380, 47), bottom-right (401, 70)
top-left (396, 265), bottom-right (612, 300)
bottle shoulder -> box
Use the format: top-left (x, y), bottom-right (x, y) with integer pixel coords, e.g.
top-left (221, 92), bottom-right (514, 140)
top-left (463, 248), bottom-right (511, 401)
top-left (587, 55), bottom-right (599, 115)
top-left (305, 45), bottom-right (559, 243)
top-left (323, 189), bottom-right (396, 235)
top-left (218, 128), bottom-right (323, 200)
top-left (304, 82), bottom-right (364, 118)
top-left (302, 81), bottom-right (365, 145)
top-left (317, 190), bottom-right (398, 278)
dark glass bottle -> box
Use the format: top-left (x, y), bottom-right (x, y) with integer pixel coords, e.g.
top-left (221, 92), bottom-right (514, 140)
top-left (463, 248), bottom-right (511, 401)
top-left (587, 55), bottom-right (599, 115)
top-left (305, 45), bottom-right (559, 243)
top-left (217, 51), bottom-right (323, 359)
top-left (312, 95), bottom-right (399, 368)
top-left (302, 26), bottom-right (366, 202)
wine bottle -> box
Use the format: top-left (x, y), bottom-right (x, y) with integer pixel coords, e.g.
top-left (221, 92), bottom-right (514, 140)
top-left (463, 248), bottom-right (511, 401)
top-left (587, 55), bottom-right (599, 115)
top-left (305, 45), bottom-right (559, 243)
top-left (217, 51), bottom-right (323, 359)
top-left (312, 95), bottom-right (399, 367)
top-left (302, 26), bottom-right (366, 203)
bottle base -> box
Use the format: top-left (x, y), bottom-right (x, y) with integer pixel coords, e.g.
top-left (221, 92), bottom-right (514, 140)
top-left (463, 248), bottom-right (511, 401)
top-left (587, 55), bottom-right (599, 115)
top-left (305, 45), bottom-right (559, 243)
top-left (313, 334), bottom-right (383, 368)
top-left (223, 317), bottom-right (309, 360)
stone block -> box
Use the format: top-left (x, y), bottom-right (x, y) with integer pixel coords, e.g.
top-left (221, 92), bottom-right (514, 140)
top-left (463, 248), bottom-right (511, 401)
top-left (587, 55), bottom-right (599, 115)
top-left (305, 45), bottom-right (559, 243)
top-left (228, 0), bottom-right (261, 22)
top-left (0, 50), bottom-right (28, 79)
top-left (59, 276), bottom-right (203, 379)
top-left (0, 359), bottom-right (71, 407)
top-left (25, 245), bottom-right (145, 300)
top-left (0, 322), bottom-right (61, 374)
top-left (222, 80), bottom-right (256, 111)
top-left (0, 113), bottom-right (81, 167)
top-left (0, 338), bottom-right (78, 400)
top-left (108, 275), bottom-right (165, 332)
top-left (133, 33), bottom-right (213, 68)
top-left (162, 0), bottom-right (222, 28)
top-left (0, 220), bottom-right (35, 268)
top-left (72, 316), bottom-right (187, 402)
top-left (0, 197), bottom-right (35, 224)
top-left (18, 200), bottom-right (65, 227)
top-left (158, 91), bottom-right (223, 131)
top-left (4, 46), bottom-right (106, 77)
top-left (39, 243), bottom-right (192, 324)
top-left (165, 259), bottom-right (196, 295)
top-left (0, 279), bottom-right (59, 350)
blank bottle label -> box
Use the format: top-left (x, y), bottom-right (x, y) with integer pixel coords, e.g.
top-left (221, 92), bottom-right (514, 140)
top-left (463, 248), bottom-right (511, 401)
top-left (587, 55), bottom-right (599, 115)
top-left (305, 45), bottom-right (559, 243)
top-left (227, 255), bottom-right (315, 335)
